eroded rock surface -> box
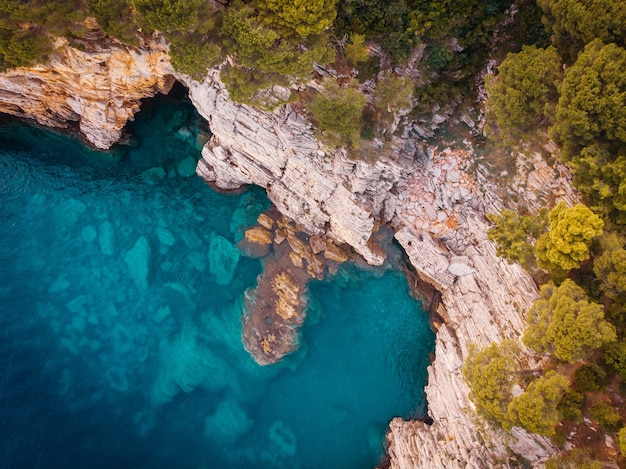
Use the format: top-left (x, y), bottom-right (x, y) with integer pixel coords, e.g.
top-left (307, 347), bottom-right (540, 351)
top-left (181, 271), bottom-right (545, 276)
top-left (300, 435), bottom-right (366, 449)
top-left (240, 212), bottom-right (349, 365)
top-left (180, 71), bottom-right (410, 266)
top-left (0, 32), bottom-right (173, 149)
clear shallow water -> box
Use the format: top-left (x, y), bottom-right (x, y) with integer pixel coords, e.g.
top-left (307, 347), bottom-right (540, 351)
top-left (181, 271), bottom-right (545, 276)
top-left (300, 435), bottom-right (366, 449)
top-left (0, 94), bottom-right (434, 469)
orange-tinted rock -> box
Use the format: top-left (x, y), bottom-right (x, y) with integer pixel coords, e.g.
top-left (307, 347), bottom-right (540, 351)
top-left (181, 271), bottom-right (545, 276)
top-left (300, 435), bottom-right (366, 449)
top-left (257, 213), bottom-right (275, 230)
top-left (309, 235), bottom-right (326, 254)
top-left (324, 240), bottom-right (348, 263)
top-left (245, 227), bottom-right (273, 245)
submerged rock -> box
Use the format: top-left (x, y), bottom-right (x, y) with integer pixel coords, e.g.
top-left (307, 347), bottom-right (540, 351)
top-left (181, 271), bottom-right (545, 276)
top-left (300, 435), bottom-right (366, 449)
top-left (268, 420), bottom-right (297, 456)
top-left (124, 236), bottom-right (150, 290)
top-left (98, 220), bottom-right (115, 256)
top-left (106, 366), bottom-right (130, 392)
top-left (208, 235), bottom-right (240, 286)
top-left (176, 156), bottom-right (197, 177)
top-left (242, 263), bottom-right (308, 366)
top-left (203, 399), bottom-right (254, 443)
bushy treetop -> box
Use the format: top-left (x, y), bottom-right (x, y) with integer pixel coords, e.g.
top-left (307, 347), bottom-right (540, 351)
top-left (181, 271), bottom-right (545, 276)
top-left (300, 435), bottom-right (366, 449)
top-left (523, 279), bottom-right (616, 362)
top-left (485, 45), bottom-right (562, 139)
top-left (535, 202), bottom-right (604, 272)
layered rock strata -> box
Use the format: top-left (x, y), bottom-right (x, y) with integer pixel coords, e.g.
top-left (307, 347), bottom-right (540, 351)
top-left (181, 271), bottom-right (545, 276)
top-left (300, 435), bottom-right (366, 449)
top-left (179, 71), bottom-right (407, 266)
top-left (0, 30), bottom-right (173, 149)
top-left (0, 40), bottom-right (573, 467)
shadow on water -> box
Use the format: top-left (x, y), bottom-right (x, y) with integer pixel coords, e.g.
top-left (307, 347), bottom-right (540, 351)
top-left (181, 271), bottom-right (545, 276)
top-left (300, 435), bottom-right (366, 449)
top-left (0, 91), bottom-right (434, 469)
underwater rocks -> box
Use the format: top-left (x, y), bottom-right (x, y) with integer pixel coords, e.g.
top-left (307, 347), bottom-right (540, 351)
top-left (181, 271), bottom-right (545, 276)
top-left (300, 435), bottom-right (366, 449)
top-left (240, 211), bottom-right (349, 365)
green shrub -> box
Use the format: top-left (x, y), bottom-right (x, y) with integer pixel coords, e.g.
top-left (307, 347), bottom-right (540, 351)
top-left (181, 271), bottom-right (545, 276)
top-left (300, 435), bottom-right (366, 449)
top-left (462, 341), bottom-right (517, 429)
top-left (557, 390), bottom-right (584, 422)
top-left (308, 78), bottom-right (366, 148)
top-left (573, 365), bottom-right (604, 393)
top-left (590, 401), bottom-right (621, 430)
top-left (169, 34), bottom-right (221, 81)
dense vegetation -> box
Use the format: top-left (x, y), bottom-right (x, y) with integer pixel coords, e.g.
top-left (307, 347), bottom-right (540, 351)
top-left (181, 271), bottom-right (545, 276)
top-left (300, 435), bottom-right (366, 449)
top-left (478, 0), bottom-right (626, 462)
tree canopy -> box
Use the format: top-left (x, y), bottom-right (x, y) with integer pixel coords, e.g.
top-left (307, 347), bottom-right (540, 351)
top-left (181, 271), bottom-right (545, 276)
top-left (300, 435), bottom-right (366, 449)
top-left (131, 0), bottom-right (203, 33)
top-left (308, 78), bottom-right (366, 148)
top-left (255, 0), bottom-right (337, 39)
top-left (487, 208), bottom-right (547, 270)
top-left (508, 371), bottom-right (569, 435)
top-left (523, 279), bottom-right (616, 362)
top-left (538, 0), bottom-right (626, 59)
top-left (535, 202), bottom-right (603, 272)
top-left (551, 40), bottom-right (626, 161)
top-left (485, 45), bottom-right (561, 140)
top-left (462, 341), bottom-right (517, 428)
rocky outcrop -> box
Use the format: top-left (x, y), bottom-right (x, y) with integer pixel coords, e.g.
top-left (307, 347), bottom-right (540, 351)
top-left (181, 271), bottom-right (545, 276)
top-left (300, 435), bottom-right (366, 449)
top-left (181, 70), bottom-right (565, 466)
top-left (179, 71), bottom-right (409, 266)
top-left (386, 147), bottom-right (566, 468)
top-left (239, 212), bottom-right (349, 365)
top-left (0, 30), bottom-right (173, 149)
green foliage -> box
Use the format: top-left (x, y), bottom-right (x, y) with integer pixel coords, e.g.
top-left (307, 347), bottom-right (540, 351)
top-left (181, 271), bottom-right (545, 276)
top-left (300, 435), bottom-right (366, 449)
top-left (485, 46), bottom-right (562, 141)
top-left (590, 401), bottom-right (622, 430)
top-left (221, 65), bottom-right (292, 109)
top-left (551, 40), bottom-right (626, 161)
top-left (373, 74), bottom-right (413, 112)
top-left (546, 449), bottom-right (604, 469)
top-left (523, 279), bottom-right (616, 362)
top-left (573, 365), bottom-right (605, 392)
top-left (557, 390), bottom-right (584, 422)
top-left (221, 1), bottom-right (334, 106)
top-left (408, 0), bottom-right (509, 47)
top-left (462, 341), bottom-right (517, 428)
top-left (569, 147), bottom-right (626, 225)
top-left (535, 202), bottom-right (604, 273)
top-left (255, 0), bottom-right (337, 39)
top-left (603, 341), bottom-right (626, 380)
top-left (169, 34), bottom-right (221, 81)
top-left (619, 427), bottom-right (626, 454)
top-left (556, 41), bottom-right (626, 226)
top-left (131, 0), bottom-right (203, 33)
top-left (308, 78), bottom-right (366, 148)
top-left (538, 0), bottom-right (626, 60)
top-left (487, 208), bottom-right (548, 270)
top-left (88, 0), bottom-right (139, 45)
top-left (0, 0), bottom-right (91, 69)
top-left (508, 371), bottom-right (569, 436)
top-left (344, 33), bottom-right (369, 66)
top-left (0, 26), bottom-right (51, 70)
top-left (333, 0), bottom-right (416, 65)
top-left (594, 233), bottom-right (626, 299)
top-left (1, 0), bottom-right (89, 37)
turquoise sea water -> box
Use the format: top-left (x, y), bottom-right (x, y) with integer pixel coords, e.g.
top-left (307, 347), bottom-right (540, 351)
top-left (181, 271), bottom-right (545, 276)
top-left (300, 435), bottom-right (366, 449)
top-left (0, 92), bottom-right (434, 469)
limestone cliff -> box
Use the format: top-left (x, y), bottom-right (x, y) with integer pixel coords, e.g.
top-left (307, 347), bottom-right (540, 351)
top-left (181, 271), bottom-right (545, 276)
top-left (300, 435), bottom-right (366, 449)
top-left (0, 40), bottom-right (571, 467)
top-left (0, 32), bottom-right (173, 149)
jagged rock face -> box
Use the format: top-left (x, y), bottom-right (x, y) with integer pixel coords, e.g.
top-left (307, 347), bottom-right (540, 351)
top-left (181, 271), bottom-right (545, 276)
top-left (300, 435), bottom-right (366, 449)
top-left (0, 37), bottom-right (174, 149)
top-left (387, 148), bottom-right (562, 468)
top-left (179, 71), bottom-right (411, 266)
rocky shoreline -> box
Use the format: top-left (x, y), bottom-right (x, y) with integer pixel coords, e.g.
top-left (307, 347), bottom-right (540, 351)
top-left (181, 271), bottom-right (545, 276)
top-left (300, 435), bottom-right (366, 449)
top-left (0, 40), bottom-right (571, 467)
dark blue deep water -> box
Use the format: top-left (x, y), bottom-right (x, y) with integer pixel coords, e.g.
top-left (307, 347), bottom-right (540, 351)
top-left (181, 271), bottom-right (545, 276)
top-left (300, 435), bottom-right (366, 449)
top-left (0, 94), bottom-right (434, 469)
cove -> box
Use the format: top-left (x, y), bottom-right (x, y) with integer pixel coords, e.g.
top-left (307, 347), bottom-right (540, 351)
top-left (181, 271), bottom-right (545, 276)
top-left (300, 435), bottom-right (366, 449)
top-left (0, 92), bottom-right (434, 469)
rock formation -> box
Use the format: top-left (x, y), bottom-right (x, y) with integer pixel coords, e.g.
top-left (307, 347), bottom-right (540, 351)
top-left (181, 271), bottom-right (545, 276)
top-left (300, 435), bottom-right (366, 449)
top-left (0, 29), bottom-right (174, 149)
top-left (239, 211), bottom-right (349, 365)
top-left (0, 38), bottom-right (576, 467)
